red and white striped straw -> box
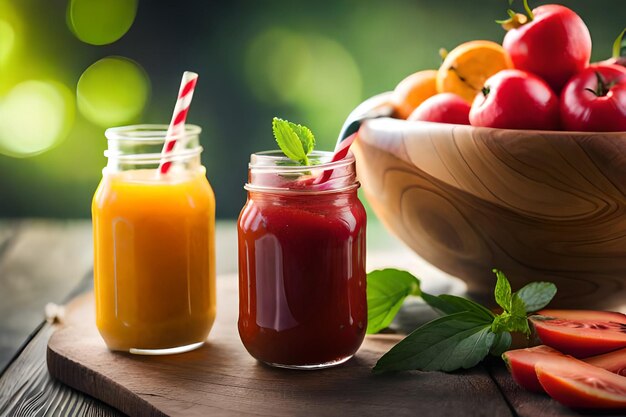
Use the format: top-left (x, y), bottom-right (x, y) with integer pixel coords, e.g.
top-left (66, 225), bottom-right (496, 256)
top-left (159, 71), bottom-right (198, 174)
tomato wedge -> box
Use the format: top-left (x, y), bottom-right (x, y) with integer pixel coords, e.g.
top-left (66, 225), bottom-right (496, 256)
top-left (503, 345), bottom-right (568, 392)
top-left (587, 348), bottom-right (626, 377)
top-left (536, 358), bottom-right (626, 410)
top-left (538, 309), bottom-right (626, 324)
top-left (530, 316), bottom-right (626, 357)
top-left (504, 346), bottom-right (626, 392)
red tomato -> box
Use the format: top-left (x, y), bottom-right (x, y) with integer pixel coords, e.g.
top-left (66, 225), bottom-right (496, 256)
top-left (536, 358), bottom-right (626, 410)
top-left (530, 315), bottom-right (626, 358)
top-left (538, 309), bottom-right (626, 324)
top-left (503, 345), bottom-right (567, 392)
top-left (502, 4), bottom-right (591, 92)
top-left (587, 348), bottom-right (626, 377)
top-left (469, 69), bottom-right (559, 130)
top-left (504, 345), bottom-right (626, 393)
top-left (407, 93), bottom-right (470, 125)
top-left (560, 64), bottom-right (626, 132)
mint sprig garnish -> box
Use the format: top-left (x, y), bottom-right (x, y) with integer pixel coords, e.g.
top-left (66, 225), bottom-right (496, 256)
top-left (272, 117), bottom-right (315, 166)
top-left (370, 269), bottom-right (556, 373)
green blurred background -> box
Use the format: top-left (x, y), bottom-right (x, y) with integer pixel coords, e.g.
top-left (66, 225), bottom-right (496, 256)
top-left (0, 0), bottom-right (622, 219)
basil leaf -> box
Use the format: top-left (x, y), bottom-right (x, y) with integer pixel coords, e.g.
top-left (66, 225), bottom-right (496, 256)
top-left (367, 269), bottom-right (420, 334)
top-left (516, 281), bottom-right (557, 312)
top-left (373, 312), bottom-right (495, 373)
top-left (489, 331), bottom-right (512, 356)
top-left (272, 117), bottom-right (308, 164)
top-left (493, 269), bottom-right (512, 311)
top-left (422, 292), bottom-right (494, 321)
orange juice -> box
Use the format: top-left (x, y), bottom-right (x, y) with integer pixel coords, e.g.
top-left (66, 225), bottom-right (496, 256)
top-left (93, 124), bottom-right (215, 353)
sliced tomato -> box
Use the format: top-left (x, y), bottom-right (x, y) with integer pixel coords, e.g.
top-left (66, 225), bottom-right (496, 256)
top-left (538, 309), bottom-right (626, 324)
top-left (504, 345), bottom-right (626, 392)
top-left (587, 348), bottom-right (626, 377)
top-left (530, 316), bottom-right (626, 357)
top-left (536, 358), bottom-right (626, 410)
top-left (503, 345), bottom-right (568, 392)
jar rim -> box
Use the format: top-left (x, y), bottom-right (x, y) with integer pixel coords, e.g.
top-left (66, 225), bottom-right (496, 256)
top-left (249, 150), bottom-right (355, 172)
top-left (105, 124), bottom-right (202, 141)
top-left (246, 150), bottom-right (358, 194)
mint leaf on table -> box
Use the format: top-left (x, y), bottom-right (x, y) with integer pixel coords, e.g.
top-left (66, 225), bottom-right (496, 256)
top-left (494, 269), bottom-right (512, 311)
top-left (373, 312), bottom-right (495, 373)
top-left (367, 269), bottom-right (420, 334)
top-left (369, 268), bottom-right (558, 373)
top-left (490, 270), bottom-right (555, 336)
top-left (272, 117), bottom-right (314, 165)
top-left (422, 292), bottom-right (494, 322)
top-left (489, 331), bottom-right (512, 356)
top-left (516, 281), bottom-right (557, 312)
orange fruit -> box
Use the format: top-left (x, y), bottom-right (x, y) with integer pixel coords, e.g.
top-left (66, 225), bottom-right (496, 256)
top-left (391, 70), bottom-right (438, 119)
top-left (437, 40), bottom-right (513, 103)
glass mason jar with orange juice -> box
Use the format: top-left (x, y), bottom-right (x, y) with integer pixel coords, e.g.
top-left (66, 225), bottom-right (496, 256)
top-left (92, 124), bottom-right (216, 354)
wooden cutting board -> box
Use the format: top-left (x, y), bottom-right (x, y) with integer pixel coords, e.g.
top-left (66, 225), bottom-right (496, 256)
top-left (47, 275), bottom-right (513, 417)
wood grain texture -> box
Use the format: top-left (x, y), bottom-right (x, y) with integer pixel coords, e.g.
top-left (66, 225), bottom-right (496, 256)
top-left (354, 117), bottom-right (626, 310)
top-left (0, 220), bottom-right (94, 373)
top-left (0, 324), bottom-right (123, 417)
top-left (47, 276), bottom-right (514, 417)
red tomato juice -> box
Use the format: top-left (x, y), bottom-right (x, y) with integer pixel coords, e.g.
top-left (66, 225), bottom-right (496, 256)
top-left (238, 181), bottom-right (367, 367)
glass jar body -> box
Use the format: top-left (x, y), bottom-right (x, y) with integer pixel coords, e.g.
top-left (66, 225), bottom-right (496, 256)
top-left (92, 125), bottom-right (216, 354)
top-left (237, 152), bottom-right (367, 368)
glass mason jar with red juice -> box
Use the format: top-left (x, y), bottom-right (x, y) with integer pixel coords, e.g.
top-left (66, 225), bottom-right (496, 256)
top-left (238, 150), bottom-right (367, 369)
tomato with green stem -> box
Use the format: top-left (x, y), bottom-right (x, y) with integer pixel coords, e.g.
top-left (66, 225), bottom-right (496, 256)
top-left (469, 69), bottom-right (559, 130)
top-left (560, 64), bottom-right (626, 132)
top-left (500, 0), bottom-right (591, 93)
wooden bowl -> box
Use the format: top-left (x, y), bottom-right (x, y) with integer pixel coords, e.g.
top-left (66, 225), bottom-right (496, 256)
top-left (352, 102), bottom-right (626, 310)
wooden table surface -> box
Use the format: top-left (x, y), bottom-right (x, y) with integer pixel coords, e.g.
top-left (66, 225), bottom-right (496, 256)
top-left (0, 219), bottom-right (604, 416)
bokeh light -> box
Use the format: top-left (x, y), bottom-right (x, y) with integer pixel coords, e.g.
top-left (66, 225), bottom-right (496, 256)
top-left (0, 80), bottom-right (75, 157)
top-left (77, 56), bottom-right (150, 127)
top-left (67, 0), bottom-right (137, 45)
top-left (245, 29), bottom-right (362, 148)
top-left (0, 20), bottom-right (15, 66)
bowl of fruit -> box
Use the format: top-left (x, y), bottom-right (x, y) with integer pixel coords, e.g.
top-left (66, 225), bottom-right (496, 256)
top-left (351, 3), bottom-right (626, 310)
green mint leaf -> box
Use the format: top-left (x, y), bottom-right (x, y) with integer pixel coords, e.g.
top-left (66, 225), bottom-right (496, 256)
top-left (367, 269), bottom-right (420, 334)
top-left (272, 117), bottom-right (308, 165)
top-left (422, 292), bottom-right (494, 322)
top-left (491, 294), bottom-right (531, 335)
top-left (373, 312), bottom-right (495, 373)
top-left (516, 282), bottom-right (557, 312)
top-left (493, 269), bottom-right (512, 311)
top-left (489, 331), bottom-right (512, 356)
top-left (287, 121), bottom-right (315, 156)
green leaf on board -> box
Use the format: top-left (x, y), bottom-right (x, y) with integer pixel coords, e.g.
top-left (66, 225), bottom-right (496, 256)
top-left (516, 281), bottom-right (557, 313)
top-left (367, 269), bottom-right (421, 334)
top-left (373, 311), bottom-right (495, 373)
top-left (493, 269), bottom-right (512, 311)
top-left (422, 292), bottom-right (495, 322)
top-left (489, 331), bottom-right (512, 356)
